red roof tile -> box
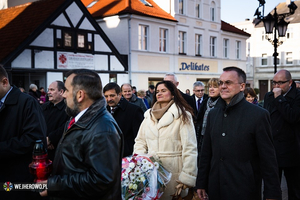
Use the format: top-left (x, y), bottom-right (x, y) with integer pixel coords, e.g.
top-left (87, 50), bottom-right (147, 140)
top-left (0, 0), bottom-right (66, 63)
top-left (81, 0), bottom-right (177, 22)
top-left (221, 20), bottom-right (251, 37)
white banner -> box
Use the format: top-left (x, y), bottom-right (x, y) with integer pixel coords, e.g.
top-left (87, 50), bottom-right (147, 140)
top-left (57, 53), bottom-right (95, 70)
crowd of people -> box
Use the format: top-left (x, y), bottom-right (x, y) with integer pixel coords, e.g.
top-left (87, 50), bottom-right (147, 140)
top-left (0, 64), bottom-right (300, 200)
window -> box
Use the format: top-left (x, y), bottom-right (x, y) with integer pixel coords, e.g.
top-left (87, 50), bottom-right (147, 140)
top-left (286, 28), bottom-right (293, 39)
top-left (178, 31), bottom-right (186, 54)
top-left (273, 57), bottom-right (280, 65)
top-left (195, 34), bottom-right (202, 56)
top-left (223, 39), bottom-right (229, 58)
top-left (210, 36), bottom-right (216, 57)
top-left (58, 29), bottom-right (93, 52)
top-left (77, 33), bottom-right (86, 49)
top-left (196, 3), bottom-right (201, 18)
top-left (63, 31), bottom-right (73, 48)
top-left (236, 41), bottom-right (241, 59)
top-left (262, 31), bottom-right (267, 41)
top-left (86, 0), bottom-right (98, 8)
top-left (159, 28), bottom-right (168, 52)
top-left (140, 0), bottom-right (152, 7)
top-left (179, 0), bottom-right (184, 14)
top-left (138, 25), bottom-right (149, 50)
top-left (261, 53), bottom-right (267, 65)
top-left (286, 52), bottom-right (293, 64)
top-left (211, 1), bottom-right (215, 21)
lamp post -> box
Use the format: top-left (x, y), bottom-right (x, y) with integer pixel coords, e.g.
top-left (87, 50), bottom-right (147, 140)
top-left (254, 0), bottom-right (297, 74)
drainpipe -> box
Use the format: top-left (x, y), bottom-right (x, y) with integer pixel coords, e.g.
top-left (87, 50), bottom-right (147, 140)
top-left (128, 14), bottom-right (132, 85)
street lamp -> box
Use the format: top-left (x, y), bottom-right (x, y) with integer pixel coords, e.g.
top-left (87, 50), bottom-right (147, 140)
top-left (254, 1), bottom-right (297, 74)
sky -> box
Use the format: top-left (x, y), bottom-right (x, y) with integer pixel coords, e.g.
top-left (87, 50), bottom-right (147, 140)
top-left (221, 0), bottom-right (287, 23)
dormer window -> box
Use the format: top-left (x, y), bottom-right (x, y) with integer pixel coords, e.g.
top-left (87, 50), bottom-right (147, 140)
top-left (86, 0), bottom-right (98, 8)
top-left (140, 0), bottom-right (152, 7)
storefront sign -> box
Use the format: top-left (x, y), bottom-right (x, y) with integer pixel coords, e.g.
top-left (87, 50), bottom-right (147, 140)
top-left (180, 62), bottom-right (209, 71)
top-left (57, 53), bottom-right (94, 69)
top-left (178, 58), bottom-right (218, 72)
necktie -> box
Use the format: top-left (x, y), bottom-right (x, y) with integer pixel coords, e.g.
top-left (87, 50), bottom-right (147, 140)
top-left (111, 107), bottom-right (116, 114)
top-left (68, 118), bottom-right (75, 129)
top-left (0, 101), bottom-right (3, 109)
top-left (197, 99), bottom-right (201, 111)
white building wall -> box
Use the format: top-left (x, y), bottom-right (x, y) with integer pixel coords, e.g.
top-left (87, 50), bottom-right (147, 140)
top-left (233, 18), bottom-right (300, 99)
top-left (99, 0), bottom-right (248, 91)
top-left (46, 72), bottom-right (63, 88)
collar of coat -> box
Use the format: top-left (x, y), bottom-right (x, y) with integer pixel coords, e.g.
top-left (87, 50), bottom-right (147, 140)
top-left (129, 93), bottom-right (138, 102)
top-left (44, 99), bottom-right (65, 110)
top-left (106, 96), bottom-right (128, 113)
top-left (224, 91), bottom-right (245, 113)
top-left (147, 102), bottom-right (181, 130)
top-left (3, 85), bottom-right (20, 106)
top-left (74, 96), bottom-right (107, 128)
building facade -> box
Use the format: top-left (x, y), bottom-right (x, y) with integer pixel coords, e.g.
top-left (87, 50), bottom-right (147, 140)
top-left (0, 0), bottom-right (127, 90)
top-left (2, 0), bottom-right (250, 92)
top-left (84, 0), bottom-right (250, 92)
top-left (233, 1), bottom-right (300, 100)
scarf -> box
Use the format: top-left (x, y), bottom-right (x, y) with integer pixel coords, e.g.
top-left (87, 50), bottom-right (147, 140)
top-left (151, 100), bottom-right (174, 120)
top-left (201, 97), bottom-right (220, 135)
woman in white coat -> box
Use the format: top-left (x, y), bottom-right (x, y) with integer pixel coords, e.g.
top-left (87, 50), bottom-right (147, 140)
top-left (134, 80), bottom-right (198, 199)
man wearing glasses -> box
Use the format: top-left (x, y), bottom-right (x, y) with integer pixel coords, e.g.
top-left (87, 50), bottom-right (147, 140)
top-left (192, 81), bottom-right (208, 115)
top-left (263, 69), bottom-right (300, 199)
top-left (196, 66), bottom-right (281, 200)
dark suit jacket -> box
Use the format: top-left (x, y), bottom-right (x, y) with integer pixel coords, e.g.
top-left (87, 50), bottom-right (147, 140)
top-left (41, 100), bottom-right (69, 160)
top-left (180, 90), bottom-right (196, 113)
top-left (107, 97), bottom-right (144, 157)
top-left (0, 86), bottom-right (47, 199)
top-left (263, 82), bottom-right (300, 167)
top-left (191, 93), bottom-right (208, 115)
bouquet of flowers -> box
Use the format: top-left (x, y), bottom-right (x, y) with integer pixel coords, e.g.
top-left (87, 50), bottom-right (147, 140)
top-left (121, 154), bottom-right (172, 200)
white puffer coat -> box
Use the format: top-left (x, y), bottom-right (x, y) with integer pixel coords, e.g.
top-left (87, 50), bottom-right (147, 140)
top-left (134, 103), bottom-right (197, 199)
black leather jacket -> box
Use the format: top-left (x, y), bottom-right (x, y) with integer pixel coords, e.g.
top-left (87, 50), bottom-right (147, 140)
top-left (47, 97), bottom-right (123, 200)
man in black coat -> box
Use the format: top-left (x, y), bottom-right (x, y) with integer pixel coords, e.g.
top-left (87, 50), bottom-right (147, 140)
top-left (264, 69), bottom-right (300, 199)
top-left (191, 81), bottom-right (208, 116)
top-left (104, 82), bottom-right (144, 157)
top-left (0, 65), bottom-right (47, 199)
top-left (41, 81), bottom-right (69, 161)
top-left (40, 69), bottom-right (123, 200)
top-left (197, 67), bottom-right (281, 200)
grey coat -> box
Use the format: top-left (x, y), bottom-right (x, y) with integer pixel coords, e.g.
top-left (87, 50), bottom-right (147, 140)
top-left (128, 93), bottom-right (147, 112)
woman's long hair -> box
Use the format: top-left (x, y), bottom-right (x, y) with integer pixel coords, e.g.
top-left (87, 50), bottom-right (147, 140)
top-left (152, 81), bottom-right (194, 123)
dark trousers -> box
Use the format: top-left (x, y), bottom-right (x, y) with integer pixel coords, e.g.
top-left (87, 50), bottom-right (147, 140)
top-left (279, 167), bottom-right (300, 200)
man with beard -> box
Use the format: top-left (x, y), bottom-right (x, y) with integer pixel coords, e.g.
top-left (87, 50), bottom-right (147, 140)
top-left (40, 69), bottom-right (123, 200)
top-left (41, 81), bottom-right (69, 161)
top-left (103, 82), bottom-right (144, 157)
